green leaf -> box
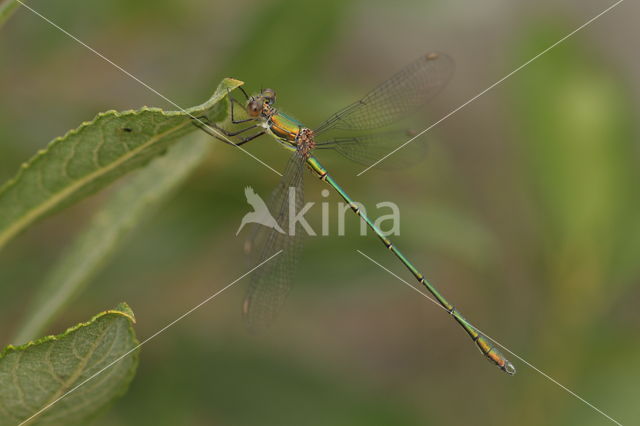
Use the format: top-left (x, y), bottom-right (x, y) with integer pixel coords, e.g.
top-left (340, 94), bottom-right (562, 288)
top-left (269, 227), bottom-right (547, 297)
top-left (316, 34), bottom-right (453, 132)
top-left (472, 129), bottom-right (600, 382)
top-left (0, 303), bottom-right (139, 425)
top-left (0, 0), bottom-right (20, 29)
top-left (0, 77), bottom-right (242, 251)
top-left (13, 135), bottom-right (211, 344)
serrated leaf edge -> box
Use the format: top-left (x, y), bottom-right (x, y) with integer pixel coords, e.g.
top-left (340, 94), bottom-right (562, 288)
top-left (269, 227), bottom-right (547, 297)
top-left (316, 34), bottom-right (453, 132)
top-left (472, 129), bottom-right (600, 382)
top-left (1, 302), bottom-right (137, 358)
top-left (0, 77), bottom-right (244, 249)
top-left (1, 303), bottom-right (139, 425)
top-left (0, 115), bottom-right (189, 249)
top-left (0, 75), bottom-right (244, 199)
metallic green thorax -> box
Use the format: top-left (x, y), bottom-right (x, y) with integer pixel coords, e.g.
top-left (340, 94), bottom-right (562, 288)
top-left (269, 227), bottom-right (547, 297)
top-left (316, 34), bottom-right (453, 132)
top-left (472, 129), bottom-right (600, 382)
top-left (305, 154), bottom-right (515, 375)
top-left (265, 112), bottom-right (302, 150)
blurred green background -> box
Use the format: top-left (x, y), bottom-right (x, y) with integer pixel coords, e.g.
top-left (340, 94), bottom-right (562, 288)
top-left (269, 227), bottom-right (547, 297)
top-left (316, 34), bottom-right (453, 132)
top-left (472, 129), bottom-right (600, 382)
top-left (1, 0), bottom-right (639, 425)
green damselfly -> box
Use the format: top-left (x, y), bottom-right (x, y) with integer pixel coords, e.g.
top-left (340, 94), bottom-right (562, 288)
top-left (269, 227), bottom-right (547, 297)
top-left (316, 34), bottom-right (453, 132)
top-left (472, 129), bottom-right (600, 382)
top-left (195, 53), bottom-right (515, 375)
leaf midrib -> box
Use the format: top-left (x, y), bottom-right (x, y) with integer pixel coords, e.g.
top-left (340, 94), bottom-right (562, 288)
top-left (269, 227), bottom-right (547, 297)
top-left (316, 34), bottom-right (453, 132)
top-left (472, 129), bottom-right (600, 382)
top-left (0, 118), bottom-right (192, 250)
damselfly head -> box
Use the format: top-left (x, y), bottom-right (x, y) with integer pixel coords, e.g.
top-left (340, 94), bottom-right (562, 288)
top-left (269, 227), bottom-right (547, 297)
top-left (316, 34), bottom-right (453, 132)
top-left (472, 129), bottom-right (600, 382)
top-left (246, 97), bottom-right (264, 117)
top-left (247, 89), bottom-right (276, 118)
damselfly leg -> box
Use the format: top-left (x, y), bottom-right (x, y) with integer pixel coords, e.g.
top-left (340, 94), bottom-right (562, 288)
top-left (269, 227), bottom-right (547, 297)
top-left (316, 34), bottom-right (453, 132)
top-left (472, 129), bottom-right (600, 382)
top-left (192, 87), bottom-right (267, 146)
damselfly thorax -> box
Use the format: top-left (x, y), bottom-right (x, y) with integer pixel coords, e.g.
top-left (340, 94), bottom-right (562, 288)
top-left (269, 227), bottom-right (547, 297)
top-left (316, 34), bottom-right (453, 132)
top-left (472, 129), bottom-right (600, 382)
top-left (258, 105), bottom-right (316, 156)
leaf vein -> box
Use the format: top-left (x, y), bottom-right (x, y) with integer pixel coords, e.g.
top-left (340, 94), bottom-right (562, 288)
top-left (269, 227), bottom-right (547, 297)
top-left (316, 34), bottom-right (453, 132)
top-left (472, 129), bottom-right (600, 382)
top-left (31, 322), bottom-right (112, 418)
top-left (0, 118), bottom-right (191, 249)
top-left (93, 127), bottom-right (106, 169)
top-left (11, 352), bottom-right (33, 415)
top-left (45, 345), bottom-right (64, 385)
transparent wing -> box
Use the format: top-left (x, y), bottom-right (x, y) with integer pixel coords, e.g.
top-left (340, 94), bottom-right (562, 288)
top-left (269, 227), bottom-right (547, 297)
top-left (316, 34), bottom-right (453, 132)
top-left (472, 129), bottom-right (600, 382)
top-left (242, 151), bottom-right (305, 331)
top-left (314, 53), bottom-right (453, 134)
top-left (315, 129), bottom-right (430, 170)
